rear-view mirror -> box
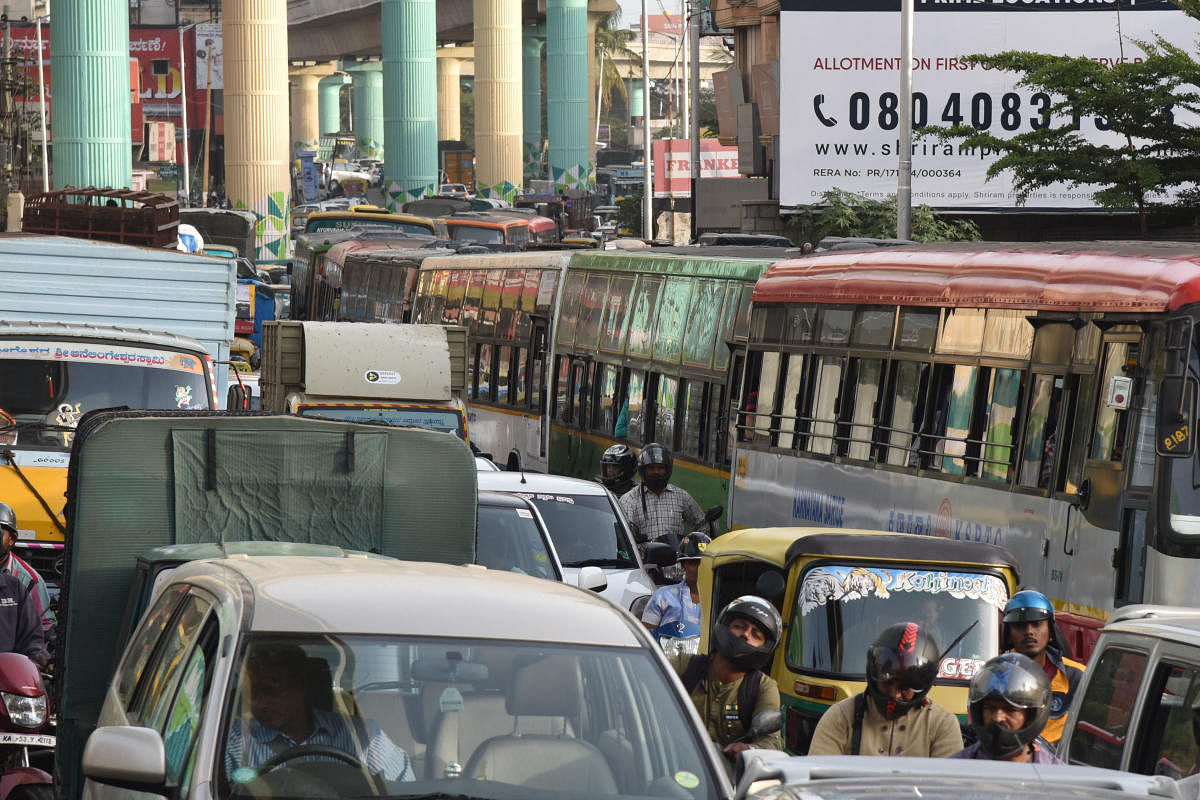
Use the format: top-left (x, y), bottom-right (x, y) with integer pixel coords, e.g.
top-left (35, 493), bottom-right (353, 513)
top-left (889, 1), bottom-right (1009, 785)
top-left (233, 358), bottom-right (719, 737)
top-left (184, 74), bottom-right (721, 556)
top-left (577, 565), bottom-right (608, 593)
top-left (643, 541), bottom-right (678, 568)
top-left (82, 726), bottom-right (167, 791)
top-left (1157, 375), bottom-right (1197, 457)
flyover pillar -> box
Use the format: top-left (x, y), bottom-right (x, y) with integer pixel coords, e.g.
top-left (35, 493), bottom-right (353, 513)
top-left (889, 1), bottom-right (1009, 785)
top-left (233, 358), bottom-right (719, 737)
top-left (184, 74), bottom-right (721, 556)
top-left (474, 0), bottom-right (523, 200)
top-left (436, 50), bottom-right (465, 142)
top-left (381, 0), bottom-right (438, 207)
top-left (346, 61), bottom-right (385, 160)
top-left (50, 0), bottom-right (131, 189)
top-left (522, 26), bottom-right (544, 179)
top-left (225, 0), bottom-right (290, 260)
top-left (547, 0), bottom-right (591, 192)
top-left (318, 73), bottom-right (349, 137)
top-left (290, 63), bottom-right (335, 158)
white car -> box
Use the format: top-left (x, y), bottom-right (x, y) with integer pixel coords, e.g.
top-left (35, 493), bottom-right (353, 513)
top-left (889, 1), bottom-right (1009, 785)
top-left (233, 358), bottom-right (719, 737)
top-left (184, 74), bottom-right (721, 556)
top-left (475, 471), bottom-right (657, 613)
top-left (81, 555), bottom-right (732, 799)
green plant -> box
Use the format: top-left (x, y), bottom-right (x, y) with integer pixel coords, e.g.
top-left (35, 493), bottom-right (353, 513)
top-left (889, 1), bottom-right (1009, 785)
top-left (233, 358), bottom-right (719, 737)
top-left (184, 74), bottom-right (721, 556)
top-left (784, 189), bottom-right (981, 245)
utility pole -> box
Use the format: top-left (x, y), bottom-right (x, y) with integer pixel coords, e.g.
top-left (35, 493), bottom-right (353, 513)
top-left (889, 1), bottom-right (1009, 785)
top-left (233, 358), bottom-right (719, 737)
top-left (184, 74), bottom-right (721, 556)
top-left (641, 0), bottom-right (652, 240)
top-left (897, 0), bottom-right (913, 240)
top-left (688, 0), bottom-right (700, 243)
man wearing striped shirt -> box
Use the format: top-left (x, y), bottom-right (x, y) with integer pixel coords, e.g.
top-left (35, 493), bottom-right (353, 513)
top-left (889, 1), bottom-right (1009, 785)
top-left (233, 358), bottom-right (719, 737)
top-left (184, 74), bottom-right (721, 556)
top-left (225, 644), bottom-right (414, 785)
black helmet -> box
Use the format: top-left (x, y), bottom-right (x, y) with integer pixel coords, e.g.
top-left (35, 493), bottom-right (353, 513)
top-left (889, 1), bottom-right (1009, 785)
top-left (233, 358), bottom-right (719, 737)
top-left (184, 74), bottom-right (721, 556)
top-left (638, 443), bottom-right (673, 490)
top-left (865, 622), bottom-right (941, 720)
top-left (712, 595), bottom-right (782, 672)
top-left (0, 502), bottom-right (15, 536)
top-left (968, 653), bottom-right (1052, 759)
top-left (678, 531), bottom-right (711, 561)
top-left (599, 444), bottom-right (637, 490)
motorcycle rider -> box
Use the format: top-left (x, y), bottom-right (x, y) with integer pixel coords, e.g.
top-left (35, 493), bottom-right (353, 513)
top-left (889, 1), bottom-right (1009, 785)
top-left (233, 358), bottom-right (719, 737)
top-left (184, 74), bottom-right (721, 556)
top-left (808, 622), bottom-right (962, 757)
top-left (673, 596), bottom-right (783, 757)
top-left (618, 443), bottom-right (706, 544)
top-left (641, 532), bottom-right (709, 654)
top-left (0, 503), bottom-right (54, 637)
top-left (598, 444), bottom-right (638, 497)
top-left (952, 652), bottom-right (1064, 763)
top-left (1002, 589), bottom-right (1084, 746)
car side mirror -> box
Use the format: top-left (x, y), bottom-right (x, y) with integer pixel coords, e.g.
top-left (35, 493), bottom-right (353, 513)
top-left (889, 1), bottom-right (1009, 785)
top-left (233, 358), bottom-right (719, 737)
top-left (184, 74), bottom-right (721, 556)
top-left (643, 541), bottom-right (678, 568)
top-left (577, 565), bottom-right (608, 594)
top-left (83, 726), bottom-right (167, 792)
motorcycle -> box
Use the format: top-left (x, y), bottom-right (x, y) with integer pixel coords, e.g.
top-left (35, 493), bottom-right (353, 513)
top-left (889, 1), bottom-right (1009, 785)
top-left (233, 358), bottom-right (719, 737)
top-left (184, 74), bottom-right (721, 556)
top-left (0, 654), bottom-right (54, 800)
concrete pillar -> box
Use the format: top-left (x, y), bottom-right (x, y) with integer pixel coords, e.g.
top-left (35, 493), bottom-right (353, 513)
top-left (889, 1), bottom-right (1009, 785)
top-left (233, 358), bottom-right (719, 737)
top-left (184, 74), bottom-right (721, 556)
top-left (346, 62), bottom-right (385, 160)
top-left (522, 26), bottom-right (544, 179)
top-left (225, 0), bottom-right (291, 261)
top-left (318, 73), bottom-right (350, 137)
top-left (547, 0), bottom-right (589, 192)
top-left (381, 0), bottom-right (438, 207)
top-left (50, 0), bottom-right (131, 190)
top-left (290, 65), bottom-right (335, 159)
top-left (474, 0), bottom-right (523, 200)
top-left (437, 55), bottom-right (462, 142)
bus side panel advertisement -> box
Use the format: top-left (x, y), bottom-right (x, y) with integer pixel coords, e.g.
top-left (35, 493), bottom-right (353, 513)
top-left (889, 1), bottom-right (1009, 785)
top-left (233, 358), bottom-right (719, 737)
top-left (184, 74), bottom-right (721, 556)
top-left (778, 0), bottom-right (1200, 209)
top-left (732, 448), bottom-right (1122, 616)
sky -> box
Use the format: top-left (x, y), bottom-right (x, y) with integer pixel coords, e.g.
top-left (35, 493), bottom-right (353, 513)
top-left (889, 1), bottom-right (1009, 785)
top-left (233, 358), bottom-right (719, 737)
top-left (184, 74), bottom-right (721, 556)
top-left (617, 0), bottom-right (692, 29)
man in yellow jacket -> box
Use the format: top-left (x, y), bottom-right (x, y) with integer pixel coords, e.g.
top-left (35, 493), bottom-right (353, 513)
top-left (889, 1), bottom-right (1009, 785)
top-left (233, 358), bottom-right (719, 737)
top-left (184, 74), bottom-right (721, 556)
top-left (808, 622), bottom-right (963, 757)
top-left (1002, 589), bottom-right (1085, 746)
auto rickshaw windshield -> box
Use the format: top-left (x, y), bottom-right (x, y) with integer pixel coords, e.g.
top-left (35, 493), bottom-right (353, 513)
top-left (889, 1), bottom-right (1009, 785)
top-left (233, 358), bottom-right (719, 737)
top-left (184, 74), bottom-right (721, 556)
top-left (786, 563), bottom-right (1007, 683)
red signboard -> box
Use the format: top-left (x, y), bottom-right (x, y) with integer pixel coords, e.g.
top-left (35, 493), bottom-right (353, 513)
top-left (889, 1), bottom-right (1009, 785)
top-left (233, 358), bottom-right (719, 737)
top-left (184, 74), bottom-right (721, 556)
top-left (652, 139), bottom-right (740, 198)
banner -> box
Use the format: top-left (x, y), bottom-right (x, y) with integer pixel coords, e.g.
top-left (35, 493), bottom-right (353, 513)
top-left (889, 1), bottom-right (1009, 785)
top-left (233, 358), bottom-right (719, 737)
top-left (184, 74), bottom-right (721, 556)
top-left (779, 0), bottom-right (1200, 209)
top-left (652, 139), bottom-right (739, 198)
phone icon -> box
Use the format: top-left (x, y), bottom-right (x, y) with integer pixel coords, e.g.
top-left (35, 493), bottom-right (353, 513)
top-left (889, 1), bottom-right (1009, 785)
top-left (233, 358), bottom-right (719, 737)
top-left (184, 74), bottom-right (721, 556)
top-left (813, 94), bottom-right (838, 127)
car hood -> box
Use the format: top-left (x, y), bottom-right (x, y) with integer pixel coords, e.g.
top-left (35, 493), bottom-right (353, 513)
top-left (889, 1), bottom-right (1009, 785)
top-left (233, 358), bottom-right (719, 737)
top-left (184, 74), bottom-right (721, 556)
top-left (561, 565), bottom-right (655, 612)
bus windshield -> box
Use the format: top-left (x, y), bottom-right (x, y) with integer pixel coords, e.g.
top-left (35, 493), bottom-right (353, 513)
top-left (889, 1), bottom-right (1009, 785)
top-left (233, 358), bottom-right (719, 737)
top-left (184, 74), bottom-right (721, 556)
top-left (449, 225), bottom-right (504, 245)
top-left (0, 343), bottom-right (211, 441)
top-left (787, 563), bottom-right (1007, 682)
top-left (306, 218), bottom-right (433, 235)
top-left (296, 404), bottom-right (466, 440)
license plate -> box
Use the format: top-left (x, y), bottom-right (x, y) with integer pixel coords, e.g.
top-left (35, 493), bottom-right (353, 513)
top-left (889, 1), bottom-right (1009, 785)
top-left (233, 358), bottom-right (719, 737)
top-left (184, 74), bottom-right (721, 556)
top-left (0, 733), bottom-right (55, 747)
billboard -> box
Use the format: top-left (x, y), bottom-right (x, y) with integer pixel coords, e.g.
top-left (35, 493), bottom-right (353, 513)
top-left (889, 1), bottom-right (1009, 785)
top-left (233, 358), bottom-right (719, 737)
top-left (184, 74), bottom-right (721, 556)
top-left (653, 139), bottom-right (740, 198)
top-left (779, 0), bottom-right (1200, 209)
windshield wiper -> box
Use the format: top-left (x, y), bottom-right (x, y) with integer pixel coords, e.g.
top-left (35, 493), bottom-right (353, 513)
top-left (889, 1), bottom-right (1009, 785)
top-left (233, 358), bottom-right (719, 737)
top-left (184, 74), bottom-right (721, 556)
top-left (562, 557), bottom-right (632, 569)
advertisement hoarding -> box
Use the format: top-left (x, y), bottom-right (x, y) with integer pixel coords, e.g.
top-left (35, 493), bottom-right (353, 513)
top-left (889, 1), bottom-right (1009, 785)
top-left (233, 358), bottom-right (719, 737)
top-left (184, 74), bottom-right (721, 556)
top-left (652, 139), bottom-right (740, 198)
top-left (779, 0), bottom-right (1200, 209)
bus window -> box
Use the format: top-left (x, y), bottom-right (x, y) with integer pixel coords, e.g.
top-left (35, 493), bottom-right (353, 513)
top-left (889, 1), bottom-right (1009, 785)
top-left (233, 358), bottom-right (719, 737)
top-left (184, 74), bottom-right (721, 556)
top-left (556, 273), bottom-right (587, 348)
top-left (715, 286), bottom-right (741, 372)
top-left (1020, 375), bottom-right (1064, 489)
top-left (469, 344), bottom-right (482, 400)
top-left (597, 364), bottom-right (620, 432)
top-left (843, 358), bottom-right (885, 461)
top-left (754, 352), bottom-right (782, 442)
top-left (851, 308), bottom-right (894, 347)
top-left (554, 356), bottom-right (570, 422)
top-left (882, 360), bottom-right (930, 467)
top-left (712, 381), bottom-right (729, 469)
top-left (683, 280), bottom-right (725, 369)
top-left (497, 345), bottom-right (512, 404)
top-left (656, 376), bottom-right (680, 449)
top-left (777, 355), bottom-right (807, 451)
top-left (897, 308), bottom-right (938, 352)
top-left (682, 380), bottom-right (706, 459)
top-left (807, 356), bottom-right (845, 456)
top-left (937, 364), bottom-right (978, 475)
top-left (627, 277), bottom-right (662, 358)
top-left (939, 308), bottom-right (986, 355)
top-left (478, 269), bottom-right (504, 337)
top-left (983, 309), bottom-right (1034, 359)
top-left (819, 308), bottom-right (853, 345)
top-left (626, 370), bottom-right (646, 445)
top-left (515, 348), bottom-right (528, 407)
top-left (654, 278), bottom-right (694, 364)
top-left (444, 270), bottom-right (467, 324)
top-left (577, 274), bottom-right (610, 350)
top-left (478, 343), bottom-right (495, 402)
top-left (599, 276), bottom-right (635, 353)
top-left (979, 367), bottom-right (1023, 482)
top-left (498, 270), bottom-right (524, 340)
top-left (462, 270), bottom-right (486, 327)
top-left (1092, 342), bottom-right (1138, 462)
top-left (570, 362), bottom-right (588, 427)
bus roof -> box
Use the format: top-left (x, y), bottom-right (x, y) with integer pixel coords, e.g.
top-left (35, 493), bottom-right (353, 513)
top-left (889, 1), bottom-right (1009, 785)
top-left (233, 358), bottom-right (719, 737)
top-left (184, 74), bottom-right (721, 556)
top-left (305, 209), bottom-right (436, 233)
top-left (326, 235), bottom-right (441, 264)
top-left (754, 241), bottom-right (1200, 313)
top-left (419, 250), bottom-right (575, 271)
top-left (569, 249), bottom-right (778, 282)
top-left (444, 212), bottom-right (529, 230)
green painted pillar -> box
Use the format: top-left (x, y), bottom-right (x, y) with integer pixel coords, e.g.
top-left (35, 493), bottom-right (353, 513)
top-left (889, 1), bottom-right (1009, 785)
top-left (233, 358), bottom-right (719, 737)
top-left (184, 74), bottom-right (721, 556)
top-left (347, 62), bottom-right (385, 160)
top-left (318, 73), bottom-right (349, 137)
top-left (523, 25), bottom-right (544, 180)
top-left (546, 0), bottom-right (592, 192)
top-left (381, 0), bottom-right (437, 207)
top-left (51, 0), bottom-right (131, 190)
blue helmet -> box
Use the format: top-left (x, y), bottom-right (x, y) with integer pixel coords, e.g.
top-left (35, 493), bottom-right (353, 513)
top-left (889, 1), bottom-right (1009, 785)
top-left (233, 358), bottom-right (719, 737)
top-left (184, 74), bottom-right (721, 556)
top-left (1003, 590), bottom-right (1054, 624)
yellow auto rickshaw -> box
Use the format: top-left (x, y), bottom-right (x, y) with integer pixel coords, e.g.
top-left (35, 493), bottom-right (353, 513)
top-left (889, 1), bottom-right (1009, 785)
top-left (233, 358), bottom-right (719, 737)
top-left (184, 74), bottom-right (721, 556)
top-left (697, 527), bottom-right (1020, 754)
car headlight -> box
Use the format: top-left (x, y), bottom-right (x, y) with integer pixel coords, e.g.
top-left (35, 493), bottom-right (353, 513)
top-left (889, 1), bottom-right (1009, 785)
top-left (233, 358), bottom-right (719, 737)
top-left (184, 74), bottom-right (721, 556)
top-left (3, 692), bottom-right (46, 728)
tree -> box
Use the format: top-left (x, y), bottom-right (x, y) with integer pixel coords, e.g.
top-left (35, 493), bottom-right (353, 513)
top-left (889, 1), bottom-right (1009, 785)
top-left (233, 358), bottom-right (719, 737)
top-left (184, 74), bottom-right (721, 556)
top-left (785, 189), bottom-right (981, 245)
top-left (595, 12), bottom-right (638, 121)
top-left (928, 2), bottom-right (1200, 234)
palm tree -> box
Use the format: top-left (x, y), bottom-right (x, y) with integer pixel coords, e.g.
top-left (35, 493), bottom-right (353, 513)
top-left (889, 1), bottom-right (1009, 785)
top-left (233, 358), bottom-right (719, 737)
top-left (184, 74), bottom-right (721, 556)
top-left (595, 11), bottom-right (637, 116)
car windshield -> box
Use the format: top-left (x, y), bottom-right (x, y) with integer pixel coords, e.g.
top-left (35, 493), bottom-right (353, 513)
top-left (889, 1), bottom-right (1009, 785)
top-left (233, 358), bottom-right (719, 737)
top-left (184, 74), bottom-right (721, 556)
top-left (219, 634), bottom-right (718, 800)
top-left (476, 505), bottom-right (559, 580)
top-left (787, 563), bottom-right (1007, 681)
top-left (296, 404), bottom-right (466, 440)
top-left (521, 493), bottom-right (638, 569)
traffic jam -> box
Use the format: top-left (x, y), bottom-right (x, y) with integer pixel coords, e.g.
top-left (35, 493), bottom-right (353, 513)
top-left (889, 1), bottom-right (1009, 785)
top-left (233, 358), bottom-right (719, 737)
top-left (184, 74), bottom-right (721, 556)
top-left (2, 188), bottom-right (1200, 800)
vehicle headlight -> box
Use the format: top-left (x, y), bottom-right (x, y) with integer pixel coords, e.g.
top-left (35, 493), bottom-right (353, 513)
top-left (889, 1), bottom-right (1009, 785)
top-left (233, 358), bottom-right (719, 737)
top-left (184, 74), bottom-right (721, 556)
top-left (2, 692), bottom-right (46, 728)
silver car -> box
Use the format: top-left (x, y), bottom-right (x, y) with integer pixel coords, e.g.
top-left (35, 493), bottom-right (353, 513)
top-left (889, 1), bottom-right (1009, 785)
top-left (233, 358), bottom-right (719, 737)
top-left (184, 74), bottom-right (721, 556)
top-left (82, 555), bottom-right (732, 800)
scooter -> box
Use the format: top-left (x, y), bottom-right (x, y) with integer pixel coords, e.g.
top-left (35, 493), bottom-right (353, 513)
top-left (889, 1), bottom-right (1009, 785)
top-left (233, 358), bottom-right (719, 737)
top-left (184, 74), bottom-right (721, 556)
top-left (0, 653), bottom-right (54, 800)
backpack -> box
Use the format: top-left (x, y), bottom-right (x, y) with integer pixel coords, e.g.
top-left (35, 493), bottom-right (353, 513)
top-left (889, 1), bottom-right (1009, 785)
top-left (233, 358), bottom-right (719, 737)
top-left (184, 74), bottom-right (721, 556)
top-left (681, 654), bottom-right (762, 734)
